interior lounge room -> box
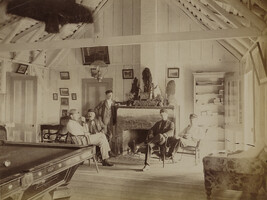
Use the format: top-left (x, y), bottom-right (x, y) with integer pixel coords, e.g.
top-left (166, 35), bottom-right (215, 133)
top-left (0, 0), bottom-right (267, 200)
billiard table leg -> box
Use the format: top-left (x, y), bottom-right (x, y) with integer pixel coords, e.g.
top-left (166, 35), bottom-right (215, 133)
top-left (92, 155), bottom-right (99, 173)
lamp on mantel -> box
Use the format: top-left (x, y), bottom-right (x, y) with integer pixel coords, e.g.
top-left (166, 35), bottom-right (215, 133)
top-left (90, 60), bottom-right (108, 82)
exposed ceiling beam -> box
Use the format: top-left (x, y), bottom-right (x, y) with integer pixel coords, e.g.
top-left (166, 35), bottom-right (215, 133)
top-left (254, 0), bottom-right (267, 13)
top-left (47, 0), bottom-right (109, 68)
top-left (190, 0), bottom-right (251, 49)
top-left (2, 20), bottom-right (24, 44)
top-left (13, 24), bottom-right (45, 59)
top-left (10, 22), bottom-right (43, 43)
top-left (179, 0), bottom-right (247, 54)
top-left (0, 27), bottom-right (261, 52)
top-left (167, 0), bottom-right (242, 59)
top-left (223, 0), bottom-right (266, 31)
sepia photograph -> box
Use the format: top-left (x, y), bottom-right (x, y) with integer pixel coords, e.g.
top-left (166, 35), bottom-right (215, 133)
top-left (122, 69), bottom-right (134, 79)
top-left (60, 71), bottom-right (70, 80)
top-left (0, 1), bottom-right (266, 200)
top-left (16, 64), bottom-right (28, 74)
top-left (60, 97), bottom-right (69, 106)
top-left (59, 88), bottom-right (69, 96)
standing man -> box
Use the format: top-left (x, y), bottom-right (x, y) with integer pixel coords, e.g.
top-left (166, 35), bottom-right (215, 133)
top-left (142, 109), bottom-right (174, 171)
top-left (66, 109), bottom-right (113, 166)
top-left (95, 90), bottom-right (116, 146)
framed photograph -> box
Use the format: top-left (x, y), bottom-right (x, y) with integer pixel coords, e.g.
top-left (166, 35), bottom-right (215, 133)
top-left (60, 71), bottom-right (70, 80)
top-left (81, 46), bottom-right (110, 65)
top-left (61, 109), bottom-right (68, 117)
top-left (59, 88), bottom-right (69, 96)
top-left (122, 69), bottom-right (134, 79)
top-left (61, 98), bottom-right (69, 106)
top-left (168, 68), bottom-right (179, 78)
top-left (16, 64), bottom-right (28, 74)
top-left (53, 93), bottom-right (58, 100)
top-left (71, 93), bottom-right (77, 100)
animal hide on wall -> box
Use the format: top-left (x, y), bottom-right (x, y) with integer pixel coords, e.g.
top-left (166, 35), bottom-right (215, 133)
top-left (5, 0), bottom-right (93, 33)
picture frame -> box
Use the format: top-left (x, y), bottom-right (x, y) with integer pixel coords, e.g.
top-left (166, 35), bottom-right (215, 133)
top-left (53, 93), bottom-right (58, 100)
top-left (60, 71), bottom-right (70, 80)
top-left (16, 64), bottom-right (28, 74)
top-left (59, 88), bottom-right (69, 96)
top-left (122, 69), bottom-right (134, 79)
top-left (71, 93), bottom-right (77, 100)
top-left (81, 46), bottom-right (110, 65)
top-left (61, 109), bottom-right (68, 117)
top-left (61, 98), bottom-right (69, 106)
top-left (167, 68), bottom-right (179, 78)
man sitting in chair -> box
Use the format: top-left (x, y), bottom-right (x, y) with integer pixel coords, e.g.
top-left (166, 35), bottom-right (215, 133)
top-left (66, 109), bottom-right (113, 166)
top-left (142, 109), bottom-right (174, 171)
top-left (167, 114), bottom-right (202, 159)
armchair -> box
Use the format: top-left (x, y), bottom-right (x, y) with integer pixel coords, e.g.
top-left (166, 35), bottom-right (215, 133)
top-left (203, 148), bottom-right (267, 199)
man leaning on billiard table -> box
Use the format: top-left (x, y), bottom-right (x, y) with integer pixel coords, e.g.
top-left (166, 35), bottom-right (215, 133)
top-left (66, 109), bottom-right (114, 166)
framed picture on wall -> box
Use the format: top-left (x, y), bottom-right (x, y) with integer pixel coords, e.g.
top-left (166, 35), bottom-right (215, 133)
top-left (16, 64), bottom-right (28, 74)
top-left (62, 109), bottom-right (68, 117)
top-left (61, 98), bottom-right (69, 106)
top-left (53, 93), bottom-right (58, 100)
top-left (167, 68), bottom-right (179, 78)
top-left (60, 71), bottom-right (70, 80)
top-left (59, 88), bottom-right (69, 96)
top-left (71, 93), bottom-right (77, 100)
top-left (122, 69), bottom-right (134, 79)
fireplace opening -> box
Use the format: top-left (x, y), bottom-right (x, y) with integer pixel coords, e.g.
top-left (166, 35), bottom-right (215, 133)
top-left (123, 129), bottom-right (149, 154)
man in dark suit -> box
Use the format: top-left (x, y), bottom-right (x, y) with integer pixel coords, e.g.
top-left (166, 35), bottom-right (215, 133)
top-left (95, 90), bottom-right (116, 144)
top-left (143, 109), bottom-right (174, 171)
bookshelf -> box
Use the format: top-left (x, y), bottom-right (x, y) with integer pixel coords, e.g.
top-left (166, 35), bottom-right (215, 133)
top-left (193, 72), bottom-right (225, 151)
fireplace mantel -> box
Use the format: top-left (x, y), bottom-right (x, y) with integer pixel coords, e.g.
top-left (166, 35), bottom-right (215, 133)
top-left (115, 106), bottom-right (180, 154)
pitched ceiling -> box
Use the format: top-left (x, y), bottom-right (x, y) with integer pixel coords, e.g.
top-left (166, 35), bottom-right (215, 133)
top-left (0, 0), bottom-right (266, 64)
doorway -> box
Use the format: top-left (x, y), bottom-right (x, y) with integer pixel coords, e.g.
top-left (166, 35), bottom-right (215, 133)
top-left (6, 73), bottom-right (37, 142)
top-left (81, 78), bottom-right (113, 116)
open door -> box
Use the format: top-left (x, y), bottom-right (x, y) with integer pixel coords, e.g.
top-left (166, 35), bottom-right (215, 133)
top-left (82, 78), bottom-right (113, 116)
top-left (6, 73), bottom-right (37, 142)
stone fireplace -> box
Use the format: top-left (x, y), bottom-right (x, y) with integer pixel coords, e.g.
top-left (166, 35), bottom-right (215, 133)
top-left (115, 106), bottom-right (179, 154)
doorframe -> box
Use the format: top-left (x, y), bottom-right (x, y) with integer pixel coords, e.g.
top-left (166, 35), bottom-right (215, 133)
top-left (6, 72), bottom-right (38, 141)
top-left (81, 78), bottom-right (113, 115)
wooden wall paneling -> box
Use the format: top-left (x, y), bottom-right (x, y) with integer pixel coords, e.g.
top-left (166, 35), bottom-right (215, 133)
top-left (113, 0), bottom-right (123, 64)
top-left (122, 0), bottom-right (133, 64)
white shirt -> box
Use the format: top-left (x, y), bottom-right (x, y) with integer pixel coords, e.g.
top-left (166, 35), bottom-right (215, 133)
top-left (107, 99), bottom-right (112, 108)
top-left (66, 119), bottom-right (86, 136)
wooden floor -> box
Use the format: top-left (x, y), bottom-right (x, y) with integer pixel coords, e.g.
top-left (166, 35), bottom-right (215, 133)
top-left (68, 155), bottom-right (266, 200)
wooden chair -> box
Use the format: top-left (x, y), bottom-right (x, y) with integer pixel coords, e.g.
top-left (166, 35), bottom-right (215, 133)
top-left (175, 139), bottom-right (201, 165)
top-left (152, 142), bottom-right (168, 168)
top-left (0, 125), bottom-right (7, 140)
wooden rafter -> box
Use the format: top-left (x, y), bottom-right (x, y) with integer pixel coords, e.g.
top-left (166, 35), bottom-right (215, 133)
top-left (47, 0), bottom-right (110, 68)
top-left (2, 20), bottom-right (24, 44)
top-left (0, 27), bottom-right (261, 52)
top-left (254, 0), bottom-right (267, 13)
top-left (13, 24), bottom-right (45, 60)
top-left (223, 0), bottom-right (266, 31)
top-left (190, 0), bottom-right (251, 49)
top-left (179, 0), bottom-right (247, 55)
top-left (10, 22), bottom-right (43, 43)
top-left (167, 0), bottom-right (242, 60)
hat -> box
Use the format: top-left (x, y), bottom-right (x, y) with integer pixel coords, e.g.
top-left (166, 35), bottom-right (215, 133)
top-left (69, 109), bottom-right (79, 115)
top-left (105, 90), bottom-right (113, 94)
top-left (87, 108), bottom-right (96, 113)
top-left (160, 108), bottom-right (168, 114)
top-left (189, 114), bottom-right (198, 119)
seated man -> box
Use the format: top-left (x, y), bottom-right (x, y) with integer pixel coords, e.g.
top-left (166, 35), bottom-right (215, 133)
top-left (66, 109), bottom-right (113, 166)
top-left (167, 114), bottom-right (203, 158)
top-left (142, 109), bottom-right (174, 171)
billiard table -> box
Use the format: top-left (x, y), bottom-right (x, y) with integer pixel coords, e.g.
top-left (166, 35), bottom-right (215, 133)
top-left (0, 140), bottom-right (98, 200)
